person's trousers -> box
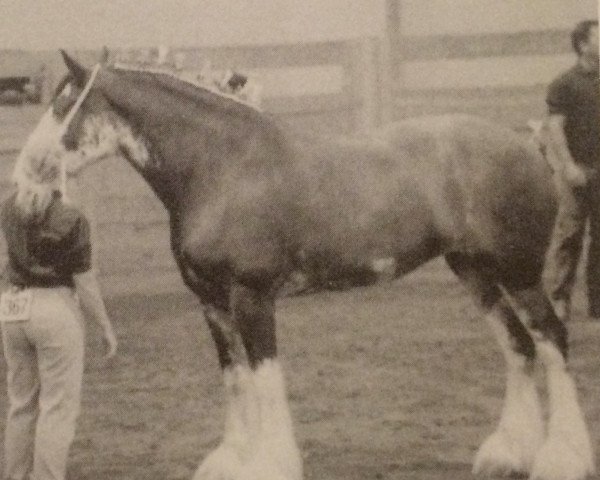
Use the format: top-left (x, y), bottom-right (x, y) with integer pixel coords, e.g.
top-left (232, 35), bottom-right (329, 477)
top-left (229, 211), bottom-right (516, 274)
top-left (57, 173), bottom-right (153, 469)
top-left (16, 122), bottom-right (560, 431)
top-left (545, 174), bottom-right (600, 319)
top-left (1, 287), bottom-right (84, 480)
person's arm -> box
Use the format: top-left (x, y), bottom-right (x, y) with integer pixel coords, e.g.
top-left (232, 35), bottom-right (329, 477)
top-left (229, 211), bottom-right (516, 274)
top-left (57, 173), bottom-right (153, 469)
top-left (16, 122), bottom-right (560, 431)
top-left (546, 114), bottom-right (587, 186)
top-left (73, 269), bottom-right (117, 359)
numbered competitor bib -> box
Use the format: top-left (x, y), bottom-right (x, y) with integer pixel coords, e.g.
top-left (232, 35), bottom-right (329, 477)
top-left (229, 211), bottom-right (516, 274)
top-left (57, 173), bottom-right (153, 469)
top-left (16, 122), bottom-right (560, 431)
top-left (0, 289), bottom-right (33, 322)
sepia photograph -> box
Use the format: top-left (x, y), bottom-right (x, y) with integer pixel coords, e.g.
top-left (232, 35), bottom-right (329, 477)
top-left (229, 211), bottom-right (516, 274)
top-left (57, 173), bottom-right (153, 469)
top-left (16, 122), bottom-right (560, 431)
top-left (0, 1), bottom-right (598, 479)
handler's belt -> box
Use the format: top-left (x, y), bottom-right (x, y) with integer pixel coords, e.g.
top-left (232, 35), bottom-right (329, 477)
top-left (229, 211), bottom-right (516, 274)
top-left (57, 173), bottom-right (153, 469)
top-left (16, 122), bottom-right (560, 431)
top-left (0, 287), bottom-right (33, 323)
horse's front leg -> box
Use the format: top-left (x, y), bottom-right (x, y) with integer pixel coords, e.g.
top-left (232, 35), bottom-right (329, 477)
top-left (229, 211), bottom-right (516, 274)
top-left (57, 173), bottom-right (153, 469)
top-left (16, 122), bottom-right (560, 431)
top-left (194, 283), bottom-right (302, 480)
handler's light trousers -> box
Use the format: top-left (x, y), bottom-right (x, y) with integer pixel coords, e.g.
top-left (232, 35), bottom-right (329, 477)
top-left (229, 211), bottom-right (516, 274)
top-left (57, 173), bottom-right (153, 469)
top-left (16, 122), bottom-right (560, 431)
top-left (1, 287), bottom-right (84, 480)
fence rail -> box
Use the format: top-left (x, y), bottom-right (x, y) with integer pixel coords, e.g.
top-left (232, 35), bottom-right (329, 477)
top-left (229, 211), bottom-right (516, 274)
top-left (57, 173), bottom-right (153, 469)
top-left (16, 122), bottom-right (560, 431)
top-left (384, 0), bottom-right (597, 127)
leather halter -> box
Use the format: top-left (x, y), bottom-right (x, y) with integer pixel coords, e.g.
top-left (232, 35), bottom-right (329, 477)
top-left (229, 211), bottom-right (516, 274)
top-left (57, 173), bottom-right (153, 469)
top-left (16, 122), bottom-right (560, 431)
top-left (58, 63), bottom-right (101, 199)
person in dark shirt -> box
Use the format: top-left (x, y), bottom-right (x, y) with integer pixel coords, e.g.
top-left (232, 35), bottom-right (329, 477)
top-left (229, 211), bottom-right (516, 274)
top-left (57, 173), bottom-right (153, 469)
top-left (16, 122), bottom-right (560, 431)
top-left (0, 155), bottom-right (117, 480)
top-left (544, 19), bottom-right (600, 321)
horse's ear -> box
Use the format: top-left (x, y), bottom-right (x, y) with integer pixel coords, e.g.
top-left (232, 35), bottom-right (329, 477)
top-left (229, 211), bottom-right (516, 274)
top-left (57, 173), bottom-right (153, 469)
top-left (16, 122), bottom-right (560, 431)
top-left (99, 46), bottom-right (110, 65)
top-left (60, 50), bottom-right (87, 86)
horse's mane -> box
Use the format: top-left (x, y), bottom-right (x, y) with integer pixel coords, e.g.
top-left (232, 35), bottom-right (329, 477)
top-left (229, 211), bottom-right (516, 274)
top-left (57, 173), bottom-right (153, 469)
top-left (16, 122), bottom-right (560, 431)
top-left (111, 62), bottom-right (263, 112)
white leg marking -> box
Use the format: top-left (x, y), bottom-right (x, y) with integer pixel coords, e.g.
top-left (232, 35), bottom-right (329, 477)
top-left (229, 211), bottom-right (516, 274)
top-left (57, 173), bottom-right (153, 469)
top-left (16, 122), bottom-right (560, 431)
top-left (194, 360), bottom-right (302, 480)
top-left (193, 366), bottom-right (252, 480)
top-left (473, 309), bottom-right (544, 477)
top-left (530, 342), bottom-right (595, 480)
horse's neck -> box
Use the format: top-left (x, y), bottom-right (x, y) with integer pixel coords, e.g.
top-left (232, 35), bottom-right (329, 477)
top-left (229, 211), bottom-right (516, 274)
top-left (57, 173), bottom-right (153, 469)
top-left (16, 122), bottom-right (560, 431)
top-left (107, 73), bottom-right (279, 212)
top-left (118, 100), bottom-right (242, 211)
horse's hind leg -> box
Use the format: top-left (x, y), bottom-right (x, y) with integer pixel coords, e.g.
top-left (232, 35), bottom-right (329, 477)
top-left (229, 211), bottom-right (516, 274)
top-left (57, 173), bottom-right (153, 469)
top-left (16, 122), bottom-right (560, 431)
top-left (445, 254), bottom-right (544, 477)
top-left (473, 298), bottom-right (545, 477)
top-left (507, 284), bottom-right (595, 480)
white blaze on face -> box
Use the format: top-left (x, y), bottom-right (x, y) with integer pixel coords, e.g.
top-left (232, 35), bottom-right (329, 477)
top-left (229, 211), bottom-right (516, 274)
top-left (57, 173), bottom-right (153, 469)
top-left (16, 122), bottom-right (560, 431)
top-left (13, 80), bottom-right (150, 191)
top-left (12, 107), bottom-right (68, 187)
top-left (12, 82), bottom-right (78, 188)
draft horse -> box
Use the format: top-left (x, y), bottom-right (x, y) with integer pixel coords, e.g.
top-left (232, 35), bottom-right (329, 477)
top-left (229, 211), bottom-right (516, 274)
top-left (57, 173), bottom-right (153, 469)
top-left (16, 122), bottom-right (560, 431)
top-left (12, 52), bottom-right (595, 480)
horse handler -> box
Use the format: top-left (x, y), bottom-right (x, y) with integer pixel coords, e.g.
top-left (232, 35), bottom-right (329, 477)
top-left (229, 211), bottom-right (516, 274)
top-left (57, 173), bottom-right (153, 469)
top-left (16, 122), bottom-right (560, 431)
top-left (544, 19), bottom-right (599, 321)
top-left (0, 155), bottom-right (117, 480)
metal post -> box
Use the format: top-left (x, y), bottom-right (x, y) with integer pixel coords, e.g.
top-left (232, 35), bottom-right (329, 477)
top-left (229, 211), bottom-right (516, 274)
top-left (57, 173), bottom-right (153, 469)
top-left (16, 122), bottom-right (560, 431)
top-left (381, 0), bottom-right (401, 124)
top-left (356, 37), bottom-right (380, 132)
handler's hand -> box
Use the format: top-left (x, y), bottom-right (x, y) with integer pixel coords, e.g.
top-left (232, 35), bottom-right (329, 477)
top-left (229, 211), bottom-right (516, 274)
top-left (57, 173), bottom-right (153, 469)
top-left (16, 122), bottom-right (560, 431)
top-left (102, 327), bottom-right (118, 360)
top-left (564, 162), bottom-right (587, 187)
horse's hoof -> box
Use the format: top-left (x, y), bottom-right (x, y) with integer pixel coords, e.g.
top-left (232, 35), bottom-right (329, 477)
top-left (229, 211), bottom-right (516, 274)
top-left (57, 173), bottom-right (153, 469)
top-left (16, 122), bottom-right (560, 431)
top-left (472, 430), bottom-right (534, 477)
top-left (530, 437), bottom-right (595, 480)
top-left (193, 442), bottom-right (302, 480)
top-left (193, 445), bottom-right (244, 480)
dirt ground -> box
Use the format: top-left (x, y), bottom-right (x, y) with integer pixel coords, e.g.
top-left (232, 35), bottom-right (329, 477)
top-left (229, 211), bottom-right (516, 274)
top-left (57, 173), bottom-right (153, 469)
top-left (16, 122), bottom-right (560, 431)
top-left (0, 260), bottom-right (597, 480)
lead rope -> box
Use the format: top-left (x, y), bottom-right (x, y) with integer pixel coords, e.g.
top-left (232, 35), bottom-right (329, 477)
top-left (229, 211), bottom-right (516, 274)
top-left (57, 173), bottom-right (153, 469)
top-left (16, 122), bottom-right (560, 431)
top-left (59, 63), bottom-right (101, 202)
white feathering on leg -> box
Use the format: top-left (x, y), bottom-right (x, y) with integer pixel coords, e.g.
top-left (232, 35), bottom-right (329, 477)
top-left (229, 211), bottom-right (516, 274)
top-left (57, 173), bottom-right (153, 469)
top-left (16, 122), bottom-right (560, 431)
top-left (531, 341), bottom-right (595, 480)
top-left (194, 360), bottom-right (302, 480)
top-left (473, 366), bottom-right (544, 476)
top-left (473, 310), bottom-right (544, 477)
top-left (193, 366), bottom-right (253, 480)
top-left (249, 360), bottom-right (302, 480)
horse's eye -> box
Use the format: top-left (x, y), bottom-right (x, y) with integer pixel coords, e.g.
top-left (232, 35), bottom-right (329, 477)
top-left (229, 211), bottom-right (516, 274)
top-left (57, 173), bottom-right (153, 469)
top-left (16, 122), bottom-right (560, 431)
top-left (53, 82), bottom-right (79, 119)
top-left (62, 130), bottom-right (78, 151)
top-left (53, 95), bottom-right (74, 119)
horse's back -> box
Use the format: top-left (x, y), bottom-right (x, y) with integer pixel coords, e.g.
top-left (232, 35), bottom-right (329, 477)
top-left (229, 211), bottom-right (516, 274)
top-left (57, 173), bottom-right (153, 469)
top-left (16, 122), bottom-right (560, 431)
top-left (290, 127), bottom-right (439, 263)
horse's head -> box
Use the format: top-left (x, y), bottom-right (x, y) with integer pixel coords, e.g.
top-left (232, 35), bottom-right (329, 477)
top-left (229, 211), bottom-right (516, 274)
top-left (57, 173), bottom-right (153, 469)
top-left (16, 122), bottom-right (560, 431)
top-left (12, 51), bottom-right (149, 193)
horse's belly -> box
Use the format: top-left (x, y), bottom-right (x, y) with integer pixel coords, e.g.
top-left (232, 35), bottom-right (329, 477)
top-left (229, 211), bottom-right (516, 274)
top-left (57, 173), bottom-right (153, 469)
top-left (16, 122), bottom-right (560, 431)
top-left (299, 191), bottom-right (436, 268)
top-left (295, 211), bottom-right (435, 290)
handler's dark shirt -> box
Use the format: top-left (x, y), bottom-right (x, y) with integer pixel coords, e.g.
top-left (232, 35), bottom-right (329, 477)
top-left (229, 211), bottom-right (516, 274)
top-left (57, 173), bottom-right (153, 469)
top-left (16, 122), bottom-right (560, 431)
top-left (1, 192), bottom-right (92, 288)
top-left (546, 63), bottom-right (600, 167)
